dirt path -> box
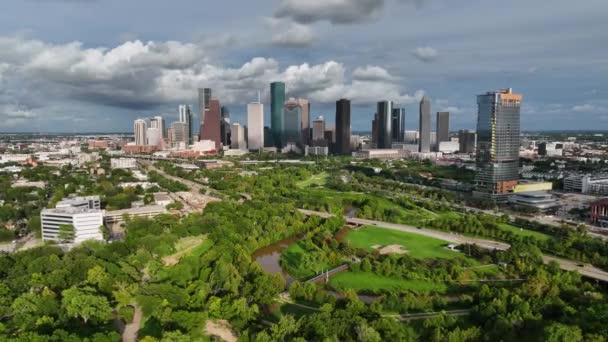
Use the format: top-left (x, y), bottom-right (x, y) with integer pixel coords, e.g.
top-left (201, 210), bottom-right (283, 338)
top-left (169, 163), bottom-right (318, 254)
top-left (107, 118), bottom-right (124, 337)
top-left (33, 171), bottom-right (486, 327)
top-left (205, 320), bottom-right (237, 342)
top-left (122, 305), bottom-right (143, 342)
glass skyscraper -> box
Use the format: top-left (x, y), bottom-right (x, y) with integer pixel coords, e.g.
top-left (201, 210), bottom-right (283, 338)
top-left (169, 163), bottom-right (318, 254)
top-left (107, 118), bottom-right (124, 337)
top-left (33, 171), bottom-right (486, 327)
top-left (283, 98), bottom-right (302, 146)
top-left (335, 99), bottom-right (351, 155)
top-left (270, 82), bottom-right (286, 148)
top-left (419, 96), bottom-right (431, 153)
top-left (391, 107), bottom-right (406, 142)
top-left (474, 88), bottom-right (522, 202)
top-left (377, 101), bottom-right (393, 149)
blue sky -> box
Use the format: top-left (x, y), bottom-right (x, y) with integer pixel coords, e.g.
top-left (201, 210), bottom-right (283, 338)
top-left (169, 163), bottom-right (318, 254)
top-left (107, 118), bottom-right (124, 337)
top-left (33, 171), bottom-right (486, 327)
top-left (0, 0), bottom-right (607, 132)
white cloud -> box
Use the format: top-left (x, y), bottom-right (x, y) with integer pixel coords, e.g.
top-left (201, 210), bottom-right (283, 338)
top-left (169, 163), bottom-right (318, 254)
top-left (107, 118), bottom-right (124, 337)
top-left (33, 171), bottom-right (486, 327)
top-left (352, 66), bottom-right (397, 82)
top-left (265, 18), bottom-right (313, 47)
top-left (572, 104), bottom-right (597, 112)
top-left (0, 36), bottom-right (422, 111)
top-left (274, 0), bottom-right (385, 24)
top-left (412, 46), bottom-right (439, 62)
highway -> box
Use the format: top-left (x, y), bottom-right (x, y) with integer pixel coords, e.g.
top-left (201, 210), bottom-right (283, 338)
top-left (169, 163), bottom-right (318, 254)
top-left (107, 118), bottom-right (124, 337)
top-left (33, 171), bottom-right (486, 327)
top-left (298, 209), bottom-right (608, 283)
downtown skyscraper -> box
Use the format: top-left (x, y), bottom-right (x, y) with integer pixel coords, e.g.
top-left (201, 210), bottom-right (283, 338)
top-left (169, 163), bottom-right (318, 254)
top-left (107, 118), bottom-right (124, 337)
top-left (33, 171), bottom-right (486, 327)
top-left (133, 119), bottom-right (147, 146)
top-left (419, 96), bottom-right (431, 153)
top-left (391, 107), bottom-right (406, 142)
top-left (474, 88), bottom-right (522, 202)
top-left (198, 88), bottom-right (211, 130)
top-left (377, 101), bottom-right (393, 149)
top-left (436, 111), bottom-right (450, 144)
top-left (200, 99), bottom-right (221, 151)
top-left (283, 98), bottom-right (303, 146)
top-left (270, 82), bottom-right (286, 148)
top-left (335, 99), bottom-right (351, 155)
top-left (247, 99), bottom-right (264, 151)
top-left (178, 105), bottom-right (193, 144)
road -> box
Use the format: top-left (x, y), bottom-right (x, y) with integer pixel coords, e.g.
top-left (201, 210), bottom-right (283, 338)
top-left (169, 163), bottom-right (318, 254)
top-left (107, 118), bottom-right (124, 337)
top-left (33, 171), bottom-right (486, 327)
top-left (299, 209), bottom-right (608, 283)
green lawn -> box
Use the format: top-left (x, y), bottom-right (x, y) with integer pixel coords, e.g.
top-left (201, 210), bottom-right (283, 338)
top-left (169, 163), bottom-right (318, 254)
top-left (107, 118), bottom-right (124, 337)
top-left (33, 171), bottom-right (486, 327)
top-left (297, 172), bottom-right (329, 188)
top-left (344, 226), bottom-right (462, 259)
top-left (497, 223), bottom-right (551, 241)
top-left (162, 235), bottom-right (212, 266)
top-left (330, 272), bottom-right (448, 293)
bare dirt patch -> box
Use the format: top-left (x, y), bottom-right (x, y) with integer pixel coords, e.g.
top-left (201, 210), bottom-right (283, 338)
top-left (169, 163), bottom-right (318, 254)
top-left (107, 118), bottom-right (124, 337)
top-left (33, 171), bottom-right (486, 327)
top-left (205, 320), bottom-right (237, 342)
top-left (374, 244), bottom-right (409, 255)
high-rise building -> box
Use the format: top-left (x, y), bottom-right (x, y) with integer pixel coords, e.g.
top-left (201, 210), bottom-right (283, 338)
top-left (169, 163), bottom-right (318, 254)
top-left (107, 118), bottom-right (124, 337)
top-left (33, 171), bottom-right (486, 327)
top-left (150, 116), bottom-right (165, 139)
top-left (247, 101), bottom-right (264, 151)
top-left (179, 105), bottom-right (193, 145)
top-left (436, 111), bottom-right (450, 144)
top-left (419, 96), bottom-right (431, 153)
top-left (134, 119), bottom-right (147, 146)
top-left (146, 127), bottom-right (162, 147)
top-left (200, 99), bottom-right (222, 151)
top-left (371, 113), bottom-right (379, 146)
top-left (298, 98), bottom-right (310, 145)
top-left (458, 129), bottom-right (477, 154)
top-left (171, 122), bottom-right (187, 148)
top-left (312, 116), bottom-right (326, 144)
top-left (377, 101), bottom-right (393, 149)
top-left (270, 82), bottom-right (286, 148)
top-left (391, 107), bottom-right (406, 142)
top-left (198, 88), bottom-right (211, 130)
top-left (283, 98), bottom-right (302, 146)
top-left (230, 123), bottom-right (246, 150)
top-left (220, 106), bottom-right (231, 147)
top-left (335, 99), bottom-right (351, 155)
top-left (474, 88), bottom-right (522, 202)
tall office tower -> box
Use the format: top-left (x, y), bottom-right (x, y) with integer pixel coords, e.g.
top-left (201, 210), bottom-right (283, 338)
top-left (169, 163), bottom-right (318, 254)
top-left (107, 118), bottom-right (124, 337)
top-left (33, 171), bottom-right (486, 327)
top-left (391, 107), bottom-right (406, 142)
top-left (134, 119), bottom-right (147, 146)
top-left (263, 127), bottom-right (274, 147)
top-left (474, 88), bottom-right (522, 202)
top-left (312, 116), bottom-right (326, 143)
top-left (458, 129), bottom-right (477, 154)
top-left (283, 98), bottom-right (303, 146)
top-left (270, 82), bottom-right (286, 148)
top-left (200, 99), bottom-right (222, 151)
top-left (179, 105), bottom-right (193, 144)
top-left (198, 88), bottom-right (211, 129)
top-left (335, 99), bottom-right (351, 155)
top-left (230, 123), bottom-right (246, 150)
top-left (436, 111), bottom-right (450, 144)
top-left (377, 101), bottom-right (393, 149)
top-left (146, 127), bottom-right (162, 147)
top-left (220, 106), bottom-right (231, 147)
top-left (298, 98), bottom-right (310, 145)
top-left (371, 113), bottom-right (379, 146)
top-left (419, 96), bottom-right (431, 153)
top-left (171, 122), bottom-right (187, 147)
top-left (247, 101), bottom-right (264, 151)
top-left (150, 115), bottom-right (165, 139)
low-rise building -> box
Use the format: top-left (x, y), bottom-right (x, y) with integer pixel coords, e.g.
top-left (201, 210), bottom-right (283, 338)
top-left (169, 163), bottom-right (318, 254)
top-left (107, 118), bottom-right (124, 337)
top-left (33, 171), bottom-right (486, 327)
top-left (352, 149), bottom-right (408, 160)
top-left (41, 196), bottom-right (103, 244)
top-left (111, 158), bottom-right (137, 169)
top-left (153, 192), bottom-right (173, 207)
top-left (508, 191), bottom-right (560, 211)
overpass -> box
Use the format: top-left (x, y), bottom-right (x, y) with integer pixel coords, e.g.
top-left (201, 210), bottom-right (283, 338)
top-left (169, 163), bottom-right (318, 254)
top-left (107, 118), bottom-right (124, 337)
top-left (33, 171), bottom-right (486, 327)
top-left (298, 209), bottom-right (608, 283)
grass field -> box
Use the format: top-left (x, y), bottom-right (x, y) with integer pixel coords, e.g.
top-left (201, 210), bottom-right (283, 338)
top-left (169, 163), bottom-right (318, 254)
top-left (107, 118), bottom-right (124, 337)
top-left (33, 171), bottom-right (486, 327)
top-left (297, 172), bottom-right (329, 189)
top-left (330, 272), bottom-right (448, 293)
top-left (162, 235), bottom-right (211, 266)
top-left (497, 223), bottom-right (551, 241)
top-left (281, 242), bottom-right (332, 280)
top-left (344, 226), bottom-right (462, 259)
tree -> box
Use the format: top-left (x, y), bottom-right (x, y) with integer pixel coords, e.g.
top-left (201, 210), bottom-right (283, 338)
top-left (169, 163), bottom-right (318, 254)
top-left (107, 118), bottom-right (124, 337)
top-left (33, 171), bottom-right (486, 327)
top-left (61, 286), bottom-right (112, 324)
top-left (58, 224), bottom-right (75, 242)
top-left (542, 323), bottom-right (583, 342)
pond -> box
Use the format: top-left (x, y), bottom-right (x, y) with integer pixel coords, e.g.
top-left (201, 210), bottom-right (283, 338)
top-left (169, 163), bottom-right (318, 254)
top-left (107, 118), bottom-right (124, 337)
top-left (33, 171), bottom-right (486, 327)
top-left (252, 235), bottom-right (301, 288)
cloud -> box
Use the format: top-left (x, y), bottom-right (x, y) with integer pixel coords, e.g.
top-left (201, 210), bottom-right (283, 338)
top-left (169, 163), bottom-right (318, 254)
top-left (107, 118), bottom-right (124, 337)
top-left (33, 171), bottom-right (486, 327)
top-left (572, 104), bottom-right (595, 112)
top-left (265, 18), bottom-right (313, 48)
top-left (412, 46), bottom-right (439, 62)
top-left (0, 36), bottom-right (422, 113)
top-left (352, 66), bottom-right (398, 82)
top-left (274, 0), bottom-right (386, 24)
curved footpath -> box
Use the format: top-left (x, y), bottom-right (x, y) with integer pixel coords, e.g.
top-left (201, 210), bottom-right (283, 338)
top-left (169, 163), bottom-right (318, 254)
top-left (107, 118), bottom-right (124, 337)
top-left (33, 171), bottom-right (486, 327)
top-left (298, 209), bottom-right (608, 283)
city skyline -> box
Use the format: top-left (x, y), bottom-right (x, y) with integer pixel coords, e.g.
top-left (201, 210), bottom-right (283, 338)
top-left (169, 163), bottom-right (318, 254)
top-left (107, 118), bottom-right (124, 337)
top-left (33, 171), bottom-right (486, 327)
top-left (0, 0), bottom-right (606, 132)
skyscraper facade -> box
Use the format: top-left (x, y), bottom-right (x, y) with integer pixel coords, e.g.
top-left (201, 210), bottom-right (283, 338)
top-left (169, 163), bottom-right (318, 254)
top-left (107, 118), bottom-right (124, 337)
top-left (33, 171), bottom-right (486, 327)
top-left (134, 119), bottom-right (147, 146)
top-left (474, 88), bottom-right (522, 202)
top-left (146, 127), bottom-right (162, 147)
top-left (198, 88), bottom-right (211, 130)
top-left (200, 99), bottom-right (221, 151)
top-left (335, 99), bottom-right (351, 155)
top-left (419, 96), bottom-right (431, 153)
top-left (377, 101), bottom-right (393, 149)
top-left (178, 105), bottom-right (193, 144)
top-left (247, 102), bottom-right (264, 151)
top-left (170, 122), bottom-right (187, 148)
top-left (283, 98), bottom-right (302, 146)
top-left (150, 115), bottom-right (165, 139)
top-left (270, 82), bottom-right (286, 148)
top-left (230, 123), bottom-right (246, 150)
top-left (391, 107), bottom-right (406, 142)
top-left (298, 98), bottom-right (310, 145)
top-left (436, 111), bottom-right (450, 144)
top-left (458, 129), bottom-right (477, 154)
top-left (220, 106), bottom-right (231, 148)
top-left (312, 116), bottom-right (326, 145)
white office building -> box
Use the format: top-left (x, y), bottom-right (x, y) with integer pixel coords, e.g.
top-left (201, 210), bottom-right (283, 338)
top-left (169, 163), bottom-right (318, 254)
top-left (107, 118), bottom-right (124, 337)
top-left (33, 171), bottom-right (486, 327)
top-left (111, 158), bottom-right (137, 169)
top-left (41, 196), bottom-right (103, 243)
top-left (230, 123), bottom-right (246, 150)
top-left (134, 119), bottom-right (147, 146)
top-left (247, 102), bottom-right (264, 151)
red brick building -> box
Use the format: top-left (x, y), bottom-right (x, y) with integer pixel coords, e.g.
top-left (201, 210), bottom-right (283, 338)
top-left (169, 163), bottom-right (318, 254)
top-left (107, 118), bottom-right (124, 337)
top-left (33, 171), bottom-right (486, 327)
top-left (590, 198), bottom-right (608, 226)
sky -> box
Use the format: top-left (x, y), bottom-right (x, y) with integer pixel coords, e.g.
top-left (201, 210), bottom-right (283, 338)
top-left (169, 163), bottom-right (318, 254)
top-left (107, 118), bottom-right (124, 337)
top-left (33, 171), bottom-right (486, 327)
top-left (0, 0), bottom-right (607, 133)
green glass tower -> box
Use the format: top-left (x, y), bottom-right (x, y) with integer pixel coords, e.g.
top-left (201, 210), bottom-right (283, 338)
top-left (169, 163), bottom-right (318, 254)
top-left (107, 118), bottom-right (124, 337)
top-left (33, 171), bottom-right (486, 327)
top-left (270, 82), bottom-right (286, 148)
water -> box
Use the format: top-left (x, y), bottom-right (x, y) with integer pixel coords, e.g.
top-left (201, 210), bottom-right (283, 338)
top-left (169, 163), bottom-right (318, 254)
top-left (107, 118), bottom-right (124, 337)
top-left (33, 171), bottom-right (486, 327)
top-left (252, 235), bottom-right (301, 287)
